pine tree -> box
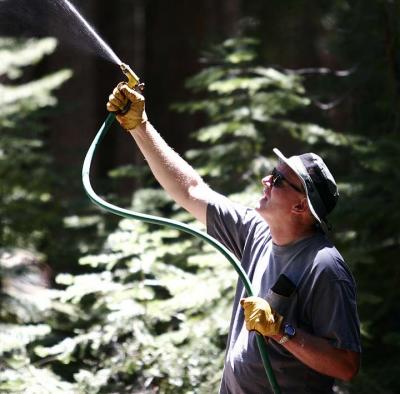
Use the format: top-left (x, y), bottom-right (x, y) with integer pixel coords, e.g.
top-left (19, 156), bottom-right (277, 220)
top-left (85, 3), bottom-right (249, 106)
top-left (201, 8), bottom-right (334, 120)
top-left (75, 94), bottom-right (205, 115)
top-left (0, 36), bottom-right (75, 393)
top-left (0, 37), bottom-right (71, 250)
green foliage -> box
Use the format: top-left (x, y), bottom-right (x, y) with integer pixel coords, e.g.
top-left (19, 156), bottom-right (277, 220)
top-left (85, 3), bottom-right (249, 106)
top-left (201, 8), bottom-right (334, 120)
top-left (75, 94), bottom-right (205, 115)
top-left (0, 37), bottom-right (71, 251)
top-left (173, 37), bottom-right (341, 196)
top-left (1, 357), bottom-right (76, 394)
top-left (0, 37), bottom-right (107, 393)
top-left (0, 248), bottom-right (76, 393)
top-left (0, 34), bottom-right (110, 276)
top-left (29, 187), bottom-right (234, 393)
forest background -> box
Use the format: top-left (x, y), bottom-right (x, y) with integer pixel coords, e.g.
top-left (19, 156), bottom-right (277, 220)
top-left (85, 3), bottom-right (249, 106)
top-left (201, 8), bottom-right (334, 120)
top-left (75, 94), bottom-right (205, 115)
top-left (1, 0), bottom-right (399, 393)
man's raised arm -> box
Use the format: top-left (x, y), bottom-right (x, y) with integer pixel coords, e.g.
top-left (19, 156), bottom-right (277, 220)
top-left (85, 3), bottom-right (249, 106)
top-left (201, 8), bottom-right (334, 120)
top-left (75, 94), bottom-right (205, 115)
top-left (107, 83), bottom-right (216, 225)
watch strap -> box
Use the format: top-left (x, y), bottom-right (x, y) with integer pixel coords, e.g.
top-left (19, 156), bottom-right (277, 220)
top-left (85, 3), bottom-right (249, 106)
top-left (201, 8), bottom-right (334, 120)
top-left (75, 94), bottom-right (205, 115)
top-left (278, 335), bottom-right (290, 345)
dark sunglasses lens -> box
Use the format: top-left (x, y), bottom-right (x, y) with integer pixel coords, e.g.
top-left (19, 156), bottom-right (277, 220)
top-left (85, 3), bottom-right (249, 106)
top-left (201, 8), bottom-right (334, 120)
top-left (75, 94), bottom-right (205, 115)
top-left (273, 168), bottom-right (303, 193)
top-left (271, 169), bottom-right (284, 187)
top-left (274, 175), bottom-right (284, 187)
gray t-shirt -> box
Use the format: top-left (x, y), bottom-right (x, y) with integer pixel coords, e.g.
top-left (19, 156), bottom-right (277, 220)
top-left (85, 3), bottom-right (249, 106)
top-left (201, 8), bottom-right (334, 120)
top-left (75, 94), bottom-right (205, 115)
top-left (206, 195), bottom-right (361, 394)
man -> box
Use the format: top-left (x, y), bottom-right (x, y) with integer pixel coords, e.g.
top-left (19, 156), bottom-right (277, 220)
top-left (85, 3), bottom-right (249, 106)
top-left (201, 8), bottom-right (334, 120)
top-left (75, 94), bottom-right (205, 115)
top-left (107, 83), bottom-right (361, 393)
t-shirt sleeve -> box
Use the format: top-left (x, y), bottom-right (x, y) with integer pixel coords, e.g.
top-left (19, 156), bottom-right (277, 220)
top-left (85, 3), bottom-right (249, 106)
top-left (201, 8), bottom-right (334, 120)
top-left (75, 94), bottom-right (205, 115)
top-left (206, 193), bottom-right (261, 260)
top-left (309, 255), bottom-right (362, 353)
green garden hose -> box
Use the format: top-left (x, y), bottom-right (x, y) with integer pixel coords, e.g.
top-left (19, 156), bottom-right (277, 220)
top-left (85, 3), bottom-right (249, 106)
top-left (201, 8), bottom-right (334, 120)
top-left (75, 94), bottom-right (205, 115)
top-left (82, 112), bottom-right (281, 394)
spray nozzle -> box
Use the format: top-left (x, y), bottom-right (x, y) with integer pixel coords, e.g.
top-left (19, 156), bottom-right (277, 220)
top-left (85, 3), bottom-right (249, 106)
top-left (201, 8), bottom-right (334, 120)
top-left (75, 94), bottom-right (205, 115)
top-left (120, 63), bottom-right (140, 89)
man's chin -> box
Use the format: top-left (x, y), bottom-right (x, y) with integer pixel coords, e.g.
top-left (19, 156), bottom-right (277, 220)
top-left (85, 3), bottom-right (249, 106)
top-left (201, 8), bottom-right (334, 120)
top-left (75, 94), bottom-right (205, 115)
top-left (256, 197), bottom-right (268, 212)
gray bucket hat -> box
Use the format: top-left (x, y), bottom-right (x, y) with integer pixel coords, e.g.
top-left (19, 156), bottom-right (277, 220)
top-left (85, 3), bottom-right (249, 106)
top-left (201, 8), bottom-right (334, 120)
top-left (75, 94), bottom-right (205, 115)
top-left (273, 148), bottom-right (339, 232)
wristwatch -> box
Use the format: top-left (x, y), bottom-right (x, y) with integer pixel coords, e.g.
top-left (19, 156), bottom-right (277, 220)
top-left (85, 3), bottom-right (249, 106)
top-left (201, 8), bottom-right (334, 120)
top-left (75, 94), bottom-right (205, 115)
top-left (278, 324), bottom-right (296, 345)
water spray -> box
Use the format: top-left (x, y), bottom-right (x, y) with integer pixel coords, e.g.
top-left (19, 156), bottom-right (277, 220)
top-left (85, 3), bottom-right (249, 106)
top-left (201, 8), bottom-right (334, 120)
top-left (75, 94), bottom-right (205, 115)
top-left (82, 62), bottom-right (282, 394)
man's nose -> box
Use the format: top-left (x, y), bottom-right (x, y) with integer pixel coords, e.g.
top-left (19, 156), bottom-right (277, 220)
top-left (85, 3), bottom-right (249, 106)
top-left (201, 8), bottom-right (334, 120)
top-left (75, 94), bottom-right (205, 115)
top-left (262, 175), bottom-right (272, 187)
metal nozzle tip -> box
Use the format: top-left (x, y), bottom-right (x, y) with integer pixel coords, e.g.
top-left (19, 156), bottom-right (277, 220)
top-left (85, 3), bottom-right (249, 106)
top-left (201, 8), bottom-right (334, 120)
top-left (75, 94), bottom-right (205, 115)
top-left (119, 62), bottom-right (140, 88)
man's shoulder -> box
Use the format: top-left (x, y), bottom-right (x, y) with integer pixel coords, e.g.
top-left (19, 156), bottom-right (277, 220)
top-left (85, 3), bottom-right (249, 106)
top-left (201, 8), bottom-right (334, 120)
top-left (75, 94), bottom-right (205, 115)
top-left (310, 241), bottom-right (354, 283)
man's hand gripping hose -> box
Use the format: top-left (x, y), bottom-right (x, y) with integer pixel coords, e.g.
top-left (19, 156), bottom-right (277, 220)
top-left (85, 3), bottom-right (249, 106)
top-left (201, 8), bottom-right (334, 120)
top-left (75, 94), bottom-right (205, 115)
top-left (241, 297), bottom-right (284, 336)
top-left (82, 63), bottom-right (281, 394)
top-left (107, 63), bottom-right (147, 128)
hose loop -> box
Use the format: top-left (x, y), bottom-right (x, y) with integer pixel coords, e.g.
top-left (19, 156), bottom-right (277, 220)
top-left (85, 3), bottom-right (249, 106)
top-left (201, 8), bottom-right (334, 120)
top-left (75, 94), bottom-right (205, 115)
top-left (82, 113), bottom-right (281, 394)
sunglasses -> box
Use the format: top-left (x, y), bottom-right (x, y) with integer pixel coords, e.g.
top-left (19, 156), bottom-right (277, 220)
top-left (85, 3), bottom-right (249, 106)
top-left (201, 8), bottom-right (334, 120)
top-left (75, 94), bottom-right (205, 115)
top-left (270, 168), bottom-right (304, 193)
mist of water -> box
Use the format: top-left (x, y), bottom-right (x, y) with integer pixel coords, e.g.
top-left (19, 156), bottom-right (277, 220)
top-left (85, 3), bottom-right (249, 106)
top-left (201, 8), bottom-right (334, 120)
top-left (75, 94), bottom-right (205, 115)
top-left (57, 0), bottom-right (121, 64)
top-left (0, 0), bottom-right (122, 65)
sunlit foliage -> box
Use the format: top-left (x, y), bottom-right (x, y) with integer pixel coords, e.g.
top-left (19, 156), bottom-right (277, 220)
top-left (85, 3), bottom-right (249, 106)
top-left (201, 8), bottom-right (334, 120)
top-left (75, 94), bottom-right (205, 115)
top-left (0, 37), bottom-right (71, 250)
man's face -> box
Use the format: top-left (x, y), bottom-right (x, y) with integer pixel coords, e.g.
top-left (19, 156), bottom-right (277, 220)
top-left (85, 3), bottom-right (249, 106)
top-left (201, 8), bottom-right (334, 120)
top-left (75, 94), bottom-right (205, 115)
top-left (255, 162), bottom-right (305, 224)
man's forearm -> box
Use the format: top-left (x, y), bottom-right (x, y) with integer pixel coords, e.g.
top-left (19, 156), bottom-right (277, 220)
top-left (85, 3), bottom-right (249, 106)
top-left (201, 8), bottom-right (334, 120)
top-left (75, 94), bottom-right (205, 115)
top-left (272, 329), bottom-right (360, 381)
top-left (129, 121), bottom-right (211, 224)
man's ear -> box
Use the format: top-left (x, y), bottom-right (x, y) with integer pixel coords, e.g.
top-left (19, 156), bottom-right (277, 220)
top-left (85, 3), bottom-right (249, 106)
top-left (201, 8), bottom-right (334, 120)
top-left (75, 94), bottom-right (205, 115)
top-left (291, 198), bottom-right (308, 214)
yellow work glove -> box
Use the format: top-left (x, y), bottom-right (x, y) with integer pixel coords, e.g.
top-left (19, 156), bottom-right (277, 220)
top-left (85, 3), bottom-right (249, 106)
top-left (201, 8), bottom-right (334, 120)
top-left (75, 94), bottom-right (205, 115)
top-left (106, 82), bottom-right (148, 131)
top-left (240, 296), bottom-right (284, 337)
